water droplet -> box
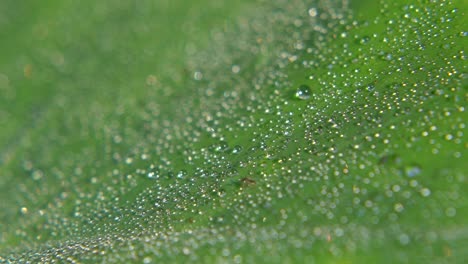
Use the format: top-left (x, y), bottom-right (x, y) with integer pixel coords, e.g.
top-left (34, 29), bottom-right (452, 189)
top-left (308, 8), bottom-right (318, 17)
top-left (294, 84), bottom-right (311, 100)
top-left (232, 145), bottom-right (243, 154)
top-left (359, 36), bottom-right (371, 44)
top-left (146, 75), bottom-right (158, 86)
top-left (193, 71), bottom-right (203, 80)
top-left (231, 65), bottom-right (241, 74)
top-left (399, 233), bottom-right (410, 245)
top-left (147, 170), bottom-right (160, 179)
top-left (394, 203), bottom-right (404, 213)
top-left (177, 170), bottom-right (187, 179)
top-left (211, 141), bottom-right (229, 152)
top-left (20, 207), bottom-right (28, 214)
top-left (420, 188), bottom-right (431, 197)
top-left (404, 165), bottom-right (421, 177)
top-left (445, 207), bottom-right (456, 217)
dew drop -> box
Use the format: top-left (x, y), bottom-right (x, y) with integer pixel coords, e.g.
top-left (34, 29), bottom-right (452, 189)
top-left (404, 165), bottom-right (421, 177)
top-left (445, 207), bottom-right (456, 217)
top-left (294, 84), bottom-right (311, 100)
top-left (399, 233), bottom-right (410, 245)
top-left (420, 188), bottom-right (431, 197)
top-left (177, 170), bottom-right (187, 179)
top-left (147, 170), bottom-right (160, 180)
top-left (359, 36), bottom-right (371, 44)
top-left (20, 207), bottom-right (28, 215)
top-left (394, 203), bottom-right (404, 213)
top-left (232, 145), bottom-right (243, 154)
top-left (308, 8), bottom-right (318, 17)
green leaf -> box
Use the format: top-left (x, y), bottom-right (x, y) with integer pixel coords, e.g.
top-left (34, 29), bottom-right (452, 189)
top-left (1, 0), bottom-right (466, 263)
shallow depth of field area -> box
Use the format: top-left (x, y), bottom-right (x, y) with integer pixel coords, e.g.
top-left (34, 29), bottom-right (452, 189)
top-left (0, 0), bottom-right (466, 263)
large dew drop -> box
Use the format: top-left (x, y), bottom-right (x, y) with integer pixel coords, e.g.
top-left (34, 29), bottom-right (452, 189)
top-left (294, 84), bottom-right (312, 100)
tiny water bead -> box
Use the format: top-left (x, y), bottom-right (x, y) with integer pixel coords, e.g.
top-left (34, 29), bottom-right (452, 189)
top-left (404, 165), bottom-right (421, 178)
top-left (359, 35), bottom-right (371, 45)
top-left (232, 145), bottom-right (243, 154)
top-left (294, 84), bottom-right (312, 100)
top-left (420, 188), bottom-right (431, 197)
top-left (177, 170), bottom-right (188, 179)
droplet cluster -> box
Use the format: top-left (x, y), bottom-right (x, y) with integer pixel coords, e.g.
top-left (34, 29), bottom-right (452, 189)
top-left (0, 0), bottom-right (466, 262)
